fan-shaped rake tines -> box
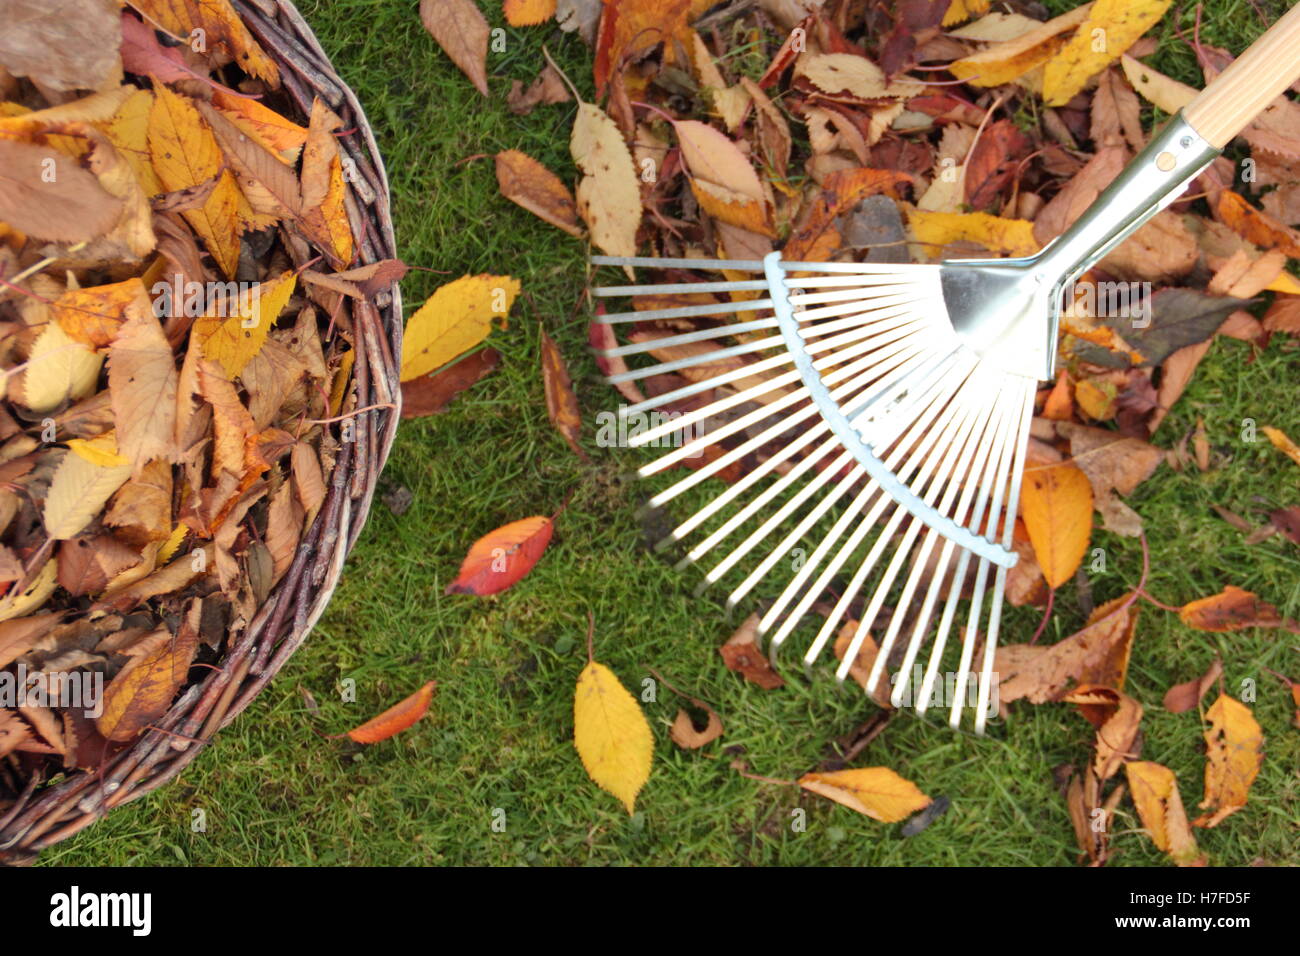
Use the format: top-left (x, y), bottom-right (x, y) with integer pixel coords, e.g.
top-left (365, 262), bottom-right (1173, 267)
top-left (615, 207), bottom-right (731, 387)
top-left (591, 252), bottom-right (1036, 732)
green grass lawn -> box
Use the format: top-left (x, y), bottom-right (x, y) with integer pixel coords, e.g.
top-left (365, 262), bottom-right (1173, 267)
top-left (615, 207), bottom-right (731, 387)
top-left (44, 0), bottom-right (1299, 866)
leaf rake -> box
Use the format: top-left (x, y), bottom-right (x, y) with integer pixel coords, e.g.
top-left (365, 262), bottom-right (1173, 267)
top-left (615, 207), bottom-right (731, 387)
top-left (589, 8), bottom-right (1300, 731)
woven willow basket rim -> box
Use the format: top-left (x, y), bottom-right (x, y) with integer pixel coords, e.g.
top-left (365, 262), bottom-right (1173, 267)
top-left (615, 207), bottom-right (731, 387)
top-left (0, 0), bottom-right (402, 864)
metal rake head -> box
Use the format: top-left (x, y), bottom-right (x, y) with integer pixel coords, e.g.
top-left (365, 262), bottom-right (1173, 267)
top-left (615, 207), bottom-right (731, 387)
top-left (591, 251), bottom-right (1037, 732)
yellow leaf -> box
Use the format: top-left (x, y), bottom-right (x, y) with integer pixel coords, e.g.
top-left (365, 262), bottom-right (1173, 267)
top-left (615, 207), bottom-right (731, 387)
top-left (1119, 54), bottom-right (1195, 113)
top-left (948, 4), bottom-right (1093, 87)
top-left (147, 85), bottom-right (242, 278)
top-left (691, 179), bottom-right (775, 236)
top-left (51, 277), bottom-right (151, 349)
top-left (43, 450), bottom-right (133, 540)
top-left (573, 660), bottom-right (653, 813)
top-left (795, 54), bottom-right (924, 99)
top-left (193, 271), bottom-right (296, 377)
top-left (571, 102), bottom-right (641, 260)
top-left (400, 274), bottom-right (519, 382)
top-left (1262, 425), bottom-right (1300, 468)
top-left (908, 209), bottom-right (1039, 258)
top-left (1021, 461), bottom-right (1093, 588)
top-left (66, 431), bottom-right (128, 468)
top-left (21, 320), bottom-right (103, 414)
top-left (504, 0), bottom-right (556, 26)
top-left (1194, 694), bottom-right (1263, 828)
top-left (1125, 761), bottom-right (1203, 865)
top-left (942, 0), bottom-right (991, 26)
top-left (99, 88), bottom-right (162, 197)
top-left (798, 767), bottom-right (931, 823)
top-left (1042, 0), bottom-right (1173, 106)
top-left (0, 559), bottom-right (56, 623)
top-left (108, 301), bottom-right (179, 471)
top-left (157, 522), bottom-right (189, 565)
top-left (299, 100), bottom-right (353, 267)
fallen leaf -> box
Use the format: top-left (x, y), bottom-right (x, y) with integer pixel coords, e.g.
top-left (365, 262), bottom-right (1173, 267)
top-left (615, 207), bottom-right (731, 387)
top-left (131, 0), bottom-right (277, 85)
top-left (108, 301), bottom-right (179, 471)
top-left (419, 0), bottom-right (489, 95)
top-left (96, 602), bottom-right (200, 742)
top-left (147, 84), bottom-right (242, 278)
top-left (719, 613), bottom-right (784, 689)
top-left (1021, 461), bottom-right (1092, 588)
top-left (0, 0), bottom-right (121, 91)
top-left (445, 516), bottom-right (554, 595)
top-left (995, 595), bottom-right (1138, 704)
top-left (504, 0), bottom-right (557, 26)
top-left (571, 102), bottom-right (641, 260)
top-left (948, 4), bottom-right (1093, 87)
top-left (1164, 658), bottom-right (1223, 714)
top-left (1194, 694), bottom-right (1262, 828)
top-left (1125, 761), bottom-right (1204, 865)
top-left (343, 681), bottom-right (437, 743)
top-left (798, 767), bottom-right (931, 823)
top-left (1042, 0), bottom-right (1172, 106)
top-left (909, 209), bottom-right (1038, 258)
top-left (401, 274), bottom-right (520, 382)
top-left (574, 658), bottom-right (654, 813)
top-left (400, 347), bottom-right (500, 419)
top-left (1262, 425), bottom-right (1300, 469)
top-left (495, 150), bottom-right (584, 237)
top-left (1178, 586), bottom-right (1287, 632)
top-left (540, 328), bottom-right (587, 461)
top-left (669, 703), bottom-right (723, 749)
top-left (0, 138), bottom-right (124, 243)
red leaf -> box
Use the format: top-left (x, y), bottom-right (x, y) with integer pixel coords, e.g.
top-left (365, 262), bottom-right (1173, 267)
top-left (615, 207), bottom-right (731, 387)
top-left (445, 516), bottom-right (553, 595)
top-left (400, 347), bottom-right (499, 419)
top-left (345, 681), bottom-right (437, 744)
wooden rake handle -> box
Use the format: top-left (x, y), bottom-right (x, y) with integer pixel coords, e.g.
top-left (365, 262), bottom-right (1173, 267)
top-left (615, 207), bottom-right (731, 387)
top-left (1183, 2), bottom-right (1300, 148)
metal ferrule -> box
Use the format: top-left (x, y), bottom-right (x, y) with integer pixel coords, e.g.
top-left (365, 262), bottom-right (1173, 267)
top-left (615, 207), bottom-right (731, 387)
top-left (937, 112), bottom-right (1220, 381)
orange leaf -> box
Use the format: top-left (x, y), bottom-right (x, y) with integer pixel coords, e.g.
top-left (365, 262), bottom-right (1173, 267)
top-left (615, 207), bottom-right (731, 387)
top-left (1194, 694), bottom-right (1263, 828)
top-left (344, 681), bottom-right (437, 744)
top-left (1217, 190), bottom-right (1300, 258)
top-left (1020, 461), bottom-right (1092, 588)
top-left (495, 150), bottom-right (583, 237)
top-left (1125, 761), bottom-right (1204, 865)
top-left (540, 329), bottom-right (587, 461)
top-left (503, 0), bottom-right (556, 27)
top-left (1178, 585), bottom-right (1286, 632)
top-left (593, 0), bottom-right (691, 95)
top-left (96, 600), bottom-right (200, 742)
top-left (446, 516), bottom-right (554, 595)
top-left (798, 767), bottom-right (931, 822)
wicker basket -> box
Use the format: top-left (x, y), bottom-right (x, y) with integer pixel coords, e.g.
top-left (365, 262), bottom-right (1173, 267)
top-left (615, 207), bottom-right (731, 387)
top-left (0, 0), bottom-right (402, 863)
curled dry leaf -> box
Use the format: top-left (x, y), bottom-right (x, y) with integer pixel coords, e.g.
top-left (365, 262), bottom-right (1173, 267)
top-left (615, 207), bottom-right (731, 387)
top-left (995, 594), bottom-right (1137, 704)
top-left (798, 767), bottom-right (932, 823)
top-left (1163, 658), bottom-right (1223, 714)
top-left (669, 703), bottom-right (723, 749)
top-left (573, 659), bottom-right (653, 813)
top-left (445, 516), bottom-right (554, 595)
top-left (495, 150), bottom-right (584, 238)
top-left (343, 681), bottom-right (437, 744)
top-left (719, 613), bottom-right (784, 689)
top-left (540, 329), bottom-right (588, 461)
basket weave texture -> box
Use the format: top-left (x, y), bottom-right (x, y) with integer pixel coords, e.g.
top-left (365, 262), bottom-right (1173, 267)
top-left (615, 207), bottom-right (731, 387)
top-left (0, 0), bottom-right (402, 863)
